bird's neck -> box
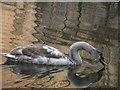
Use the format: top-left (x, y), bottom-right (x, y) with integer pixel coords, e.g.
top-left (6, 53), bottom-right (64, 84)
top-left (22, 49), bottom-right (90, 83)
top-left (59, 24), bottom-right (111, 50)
top-left (69, 42), bottom-right (95, 65)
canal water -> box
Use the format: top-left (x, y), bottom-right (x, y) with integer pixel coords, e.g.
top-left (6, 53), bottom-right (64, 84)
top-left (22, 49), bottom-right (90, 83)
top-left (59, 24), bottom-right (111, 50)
top-left (1, 2), bottom-right (119, 88)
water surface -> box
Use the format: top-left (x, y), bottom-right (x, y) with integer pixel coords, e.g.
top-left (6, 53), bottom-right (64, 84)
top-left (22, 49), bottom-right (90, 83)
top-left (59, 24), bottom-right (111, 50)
top-left (1, 2), bottom-right (119, 88)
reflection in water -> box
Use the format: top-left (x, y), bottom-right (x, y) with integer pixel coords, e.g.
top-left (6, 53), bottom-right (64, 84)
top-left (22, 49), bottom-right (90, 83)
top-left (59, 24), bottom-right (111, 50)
top-left (3, 60), bottom-right (69, 79)
top-left (1, 2), bottom-right (37, 56)
top-left (68, 66), bottom-right (107, 88)
top-left (1, 2), bottom-right (119, 88)
top-left (34, 2), bottom-right (118, 46)
top-left (2, 61), bottom-right (70, 88)
top-left (2, 61), bottom-right (107, 88)
top-left (33, 2), bottom-right (118, 88)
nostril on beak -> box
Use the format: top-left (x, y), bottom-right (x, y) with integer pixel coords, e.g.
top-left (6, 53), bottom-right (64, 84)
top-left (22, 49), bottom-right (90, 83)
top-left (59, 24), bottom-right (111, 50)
top-left (99, 55), bottom-right (108, 67)
top-left (100, 53), bottom-right (103, 56)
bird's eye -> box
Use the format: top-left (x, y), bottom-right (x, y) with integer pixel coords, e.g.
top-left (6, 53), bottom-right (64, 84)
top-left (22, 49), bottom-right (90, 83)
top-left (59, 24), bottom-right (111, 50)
top-left (96, 49), bottom-right (102, 55)
top-left (89, 51), bottom-right (91, 54)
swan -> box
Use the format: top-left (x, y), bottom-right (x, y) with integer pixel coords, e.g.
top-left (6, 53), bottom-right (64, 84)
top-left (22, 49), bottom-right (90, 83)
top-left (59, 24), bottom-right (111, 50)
top-left (2, 41), bottom-right (107, 66)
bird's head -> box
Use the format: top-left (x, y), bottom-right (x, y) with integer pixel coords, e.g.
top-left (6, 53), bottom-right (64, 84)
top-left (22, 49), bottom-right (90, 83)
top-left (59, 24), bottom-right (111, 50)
top-left (91, 49), bottom-right (108, 67)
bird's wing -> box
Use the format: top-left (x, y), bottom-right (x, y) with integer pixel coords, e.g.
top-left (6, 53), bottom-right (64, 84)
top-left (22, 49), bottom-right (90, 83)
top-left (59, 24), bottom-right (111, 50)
top-left (19, 44), bottom-right (66, 59)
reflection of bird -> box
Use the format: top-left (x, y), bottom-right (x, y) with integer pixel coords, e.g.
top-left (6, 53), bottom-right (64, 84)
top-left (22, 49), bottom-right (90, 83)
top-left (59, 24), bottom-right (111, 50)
top-left (3, 62), bottom-right (69, 79)
top-left (2, 42), bottom-right (107, 66)
top-left (68, 66), bottom-right (107, 87)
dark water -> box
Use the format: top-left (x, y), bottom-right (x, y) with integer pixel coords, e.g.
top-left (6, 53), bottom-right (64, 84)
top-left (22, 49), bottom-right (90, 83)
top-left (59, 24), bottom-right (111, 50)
top-left (1, 2), bottom-right (119, 88)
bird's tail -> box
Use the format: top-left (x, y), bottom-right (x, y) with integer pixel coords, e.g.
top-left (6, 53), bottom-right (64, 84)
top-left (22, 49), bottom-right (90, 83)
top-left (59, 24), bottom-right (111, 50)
top-left (1, 53), bottom-right (16, 59)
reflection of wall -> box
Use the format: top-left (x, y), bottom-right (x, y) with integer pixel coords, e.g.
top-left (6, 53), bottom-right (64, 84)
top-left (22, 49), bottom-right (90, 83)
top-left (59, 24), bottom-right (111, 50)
top-left (1, 2), bottom-right (16, 88)
top-left (2, 2), bottom-right (37, 88)
top-left (2, 2), bottom-right (37, 51)
top-left (1, 3), bottom-right (16, 52)
top-left (1, 2), bottom-right (119, 88)
top-left (34, 2), bottom-right (118, 46)
top-left (34, 2), bottom-right (118, 87)
top-left (34, 2), bottom-right (82, 53)
top-left (12, 2), bottom-right (37, 46)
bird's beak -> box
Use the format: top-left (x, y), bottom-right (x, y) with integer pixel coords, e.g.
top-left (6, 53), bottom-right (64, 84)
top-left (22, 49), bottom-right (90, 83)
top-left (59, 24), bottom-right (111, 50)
top-left (99, 55), bottom-right (108, 67)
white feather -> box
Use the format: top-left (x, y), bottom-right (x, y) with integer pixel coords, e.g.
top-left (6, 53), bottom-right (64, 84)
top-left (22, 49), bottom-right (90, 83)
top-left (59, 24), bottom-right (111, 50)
top-left (43, 45), bottom-right (64, 57)
top-left (47, 57), bottom-right (71, 65)
top-left (11, 46), bottom-right (23, 55)
top-left (34, 56), bottom-right (48, 64)
top-left (33, 55), bottom-right (71, 65)
top-left (11, 46), bottom-right (22, 52)
top-left (1, 53), bottom-right (16, 59)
